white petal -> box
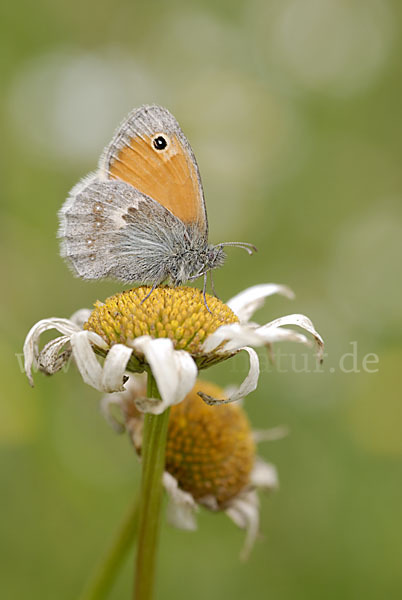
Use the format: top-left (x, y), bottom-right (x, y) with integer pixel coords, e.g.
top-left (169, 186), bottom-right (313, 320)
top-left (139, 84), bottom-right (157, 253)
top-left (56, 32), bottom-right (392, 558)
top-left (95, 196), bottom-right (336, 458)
top-left (202, 323), bottom-right (264, 353)
top-left (69, 333), bottom-right (139, 394)
top-left (171, 350), bottom-right (198, 404)
top-left (123, 372), bottom-right (147, 395)
top-left (23, 317), bottom-right (82, 386)
top-left (100, 394), bottom-right (126, 433)
top-left (102, 372), bottom-right (145, 404)
top-left (128, 417), bottom-right (144, 454)
top-left (69, 308), bottom-right (92, 328)
top-left (250, 458), bottom-right (279, 490)
top-left (101, 374), bottom-right (146, 425)
top-left (101, 343), bottom-right (133, 392)
top-left (25, 317), bottom-right (81, 340)
top-left (131, 336), bottom-right (197, 414)
top-left (105, 376), bottom-right (146, 444)
top-left (261, 313), bottom-right (324, 361)
top-left (225, 490), bottom-right (260, 560)
top-left (82, 330), bottom-right (109, 351)
top-left (198, 495), bottom-right (219, 511)
top-left (163, 472), bottom-right (198, 531)
top-left (203, 323), bottom-right (309, 354)
top-left (253, 426), bottom-right (289, 443)
top-left (227, 284), bottom-right (295, 322)
top-left (227, 325), bottom-right (310, 353)
top-left (100, 376), bottom-right (146, 436)
top-left (70, 331), bottom-right (105, 391)
top-left (198, 347), bottom-right (259, 405)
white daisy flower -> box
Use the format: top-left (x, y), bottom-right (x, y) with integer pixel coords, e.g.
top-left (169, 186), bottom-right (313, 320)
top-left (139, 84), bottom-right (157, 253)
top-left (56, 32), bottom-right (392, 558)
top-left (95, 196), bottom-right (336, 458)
top-left (108, 376), bottom-right (283, 559)
top-left (23, 284), bottom-right (324, 414)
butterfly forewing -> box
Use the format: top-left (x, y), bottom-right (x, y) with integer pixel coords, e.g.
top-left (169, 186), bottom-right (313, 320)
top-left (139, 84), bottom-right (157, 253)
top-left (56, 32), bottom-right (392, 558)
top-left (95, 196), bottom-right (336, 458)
top-left (100, 105), bottom-right (208, 234)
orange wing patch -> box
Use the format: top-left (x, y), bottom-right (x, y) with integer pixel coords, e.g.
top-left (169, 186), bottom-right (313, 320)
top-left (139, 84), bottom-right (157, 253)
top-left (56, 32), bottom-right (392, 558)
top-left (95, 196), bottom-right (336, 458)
top-left (108, 134), bottom-right (205, 228)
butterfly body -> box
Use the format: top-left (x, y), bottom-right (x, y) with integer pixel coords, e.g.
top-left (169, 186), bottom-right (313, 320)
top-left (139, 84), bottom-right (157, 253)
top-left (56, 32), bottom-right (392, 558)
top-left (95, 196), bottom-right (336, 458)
top-left (58, 105), bottom-right (251, 292)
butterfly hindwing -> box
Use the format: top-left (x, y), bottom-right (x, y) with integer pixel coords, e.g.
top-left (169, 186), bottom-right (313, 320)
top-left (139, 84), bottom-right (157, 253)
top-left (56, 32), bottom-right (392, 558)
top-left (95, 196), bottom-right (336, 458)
top-left (58, 176), bottom-right (189, 284)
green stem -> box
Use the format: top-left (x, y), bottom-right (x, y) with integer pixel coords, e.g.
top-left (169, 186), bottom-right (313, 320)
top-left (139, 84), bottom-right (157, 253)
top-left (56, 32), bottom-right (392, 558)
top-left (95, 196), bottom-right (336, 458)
top-left (78, 496), bottom-right (140, 600)
top-left (134, 373), bottom-right (171, 600)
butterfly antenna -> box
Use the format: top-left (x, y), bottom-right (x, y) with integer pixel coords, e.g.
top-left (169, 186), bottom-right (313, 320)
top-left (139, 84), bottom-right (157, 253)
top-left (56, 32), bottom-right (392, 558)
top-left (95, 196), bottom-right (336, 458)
top-left (218, 241), bottom-right (258, 255)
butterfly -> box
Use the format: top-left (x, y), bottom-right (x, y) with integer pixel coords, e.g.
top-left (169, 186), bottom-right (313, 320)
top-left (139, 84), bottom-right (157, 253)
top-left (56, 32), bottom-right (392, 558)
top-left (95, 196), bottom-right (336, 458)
top-left (58, 105), bottom-right (255, 305)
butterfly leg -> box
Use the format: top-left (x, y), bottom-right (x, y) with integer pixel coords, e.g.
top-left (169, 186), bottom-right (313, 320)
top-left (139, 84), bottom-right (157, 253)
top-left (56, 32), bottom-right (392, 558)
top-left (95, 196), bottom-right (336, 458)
top-left (140, 283), bottom-right (159, 305)
top-left (209, 270), bottom-right (220, 300)
top-left (202, 272), bottom-right (212, 314)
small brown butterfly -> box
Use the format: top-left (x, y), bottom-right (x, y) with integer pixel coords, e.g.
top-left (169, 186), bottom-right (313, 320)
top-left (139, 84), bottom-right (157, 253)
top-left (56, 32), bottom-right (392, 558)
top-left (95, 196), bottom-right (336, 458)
top-left (58, 105), bottom-right (255, 305)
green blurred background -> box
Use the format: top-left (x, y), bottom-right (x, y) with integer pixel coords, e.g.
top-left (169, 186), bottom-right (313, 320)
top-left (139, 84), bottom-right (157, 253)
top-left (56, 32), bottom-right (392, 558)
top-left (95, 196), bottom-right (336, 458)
top-left (1, 0), bottom-right (402, 598)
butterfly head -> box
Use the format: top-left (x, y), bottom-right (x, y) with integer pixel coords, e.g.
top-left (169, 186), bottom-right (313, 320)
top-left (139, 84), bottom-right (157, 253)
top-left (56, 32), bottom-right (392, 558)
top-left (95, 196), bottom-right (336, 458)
top-left (205, 244), bottom-right (226, 272)
top-left (169, 239), bottom-right (226, 286)
top-left (199, 242), bottom-right (256, 280)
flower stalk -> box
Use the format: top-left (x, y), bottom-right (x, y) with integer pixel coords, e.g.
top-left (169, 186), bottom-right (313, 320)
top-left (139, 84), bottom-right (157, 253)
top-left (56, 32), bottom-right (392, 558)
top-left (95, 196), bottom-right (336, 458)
top-left (134, 373), bottom-right (171, 600)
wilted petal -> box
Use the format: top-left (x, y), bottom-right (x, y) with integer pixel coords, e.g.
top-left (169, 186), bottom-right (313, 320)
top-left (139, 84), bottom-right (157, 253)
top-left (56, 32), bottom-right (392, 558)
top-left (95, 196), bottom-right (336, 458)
top-left (100, 374), bottom-right (147, 433)
top-left (163, 472), bottom-right (198, 531)
top-left (250, 458), bottom-right (279, 490)
top-left (225, 490), bottom-right (260, 560)
top-left (198, 347), bottom-right (259, 405)
top-left (131, 336), bottom-right (197, 414)
top-left (23, 317), bottom-right (83, 386)
top-left (133, 395), bottom-right (167, 415)
top-left (101, 344), bottom-right (133, 392)
top-left (261, 313), bottom-right (324, 361)
top-left (227, 284), bottom-right (294, 322)
top-left (198, 495), bottom-right (219, 511)
top-left (37, 336), bottom-right (72, 376)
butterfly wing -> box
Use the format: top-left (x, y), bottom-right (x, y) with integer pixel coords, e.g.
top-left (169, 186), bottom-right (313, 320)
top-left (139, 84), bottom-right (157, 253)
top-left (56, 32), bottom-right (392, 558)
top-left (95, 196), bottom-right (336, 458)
top-left (99, 105), bottom-right (208, 236)
top-left (58, 175), bottom-right (189, 284)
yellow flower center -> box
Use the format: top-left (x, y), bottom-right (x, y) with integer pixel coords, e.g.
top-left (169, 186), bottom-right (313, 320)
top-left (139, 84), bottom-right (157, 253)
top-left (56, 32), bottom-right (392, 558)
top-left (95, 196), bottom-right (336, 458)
top-left (166, 381), bottom-right (255, 507)
top-left (84, 286), bottom-right (239, 370)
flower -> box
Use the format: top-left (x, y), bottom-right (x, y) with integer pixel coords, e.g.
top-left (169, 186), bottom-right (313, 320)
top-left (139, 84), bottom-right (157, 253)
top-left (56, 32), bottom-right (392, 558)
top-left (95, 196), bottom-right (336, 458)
top-left (106, 375), bottom-right (281, 559)
top-left (23, 284), bottom-right (324, 413)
